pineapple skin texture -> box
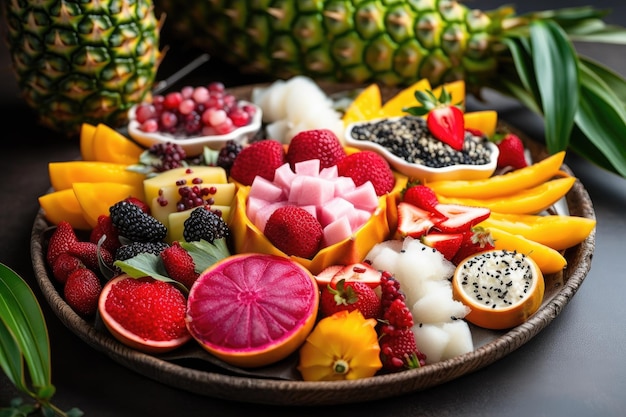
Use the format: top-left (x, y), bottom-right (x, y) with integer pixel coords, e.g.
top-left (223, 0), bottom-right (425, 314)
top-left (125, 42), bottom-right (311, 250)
top-left (157, 0), bottom-right (498, 87)
top-left (3, 0), bottom-right (161, 137)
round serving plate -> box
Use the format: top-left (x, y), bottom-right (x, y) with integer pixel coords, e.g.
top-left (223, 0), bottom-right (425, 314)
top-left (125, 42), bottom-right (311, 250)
top-left (30, 83), bottom-right (596, 406)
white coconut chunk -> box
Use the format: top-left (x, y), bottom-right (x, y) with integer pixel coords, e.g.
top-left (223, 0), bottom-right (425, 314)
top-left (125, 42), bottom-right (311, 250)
top-left (412, 323), bottom-right (450, 365)
top-left (441, 321), bottom-right (474, 360)
top-left (411, 284), bottom-right (470, 324)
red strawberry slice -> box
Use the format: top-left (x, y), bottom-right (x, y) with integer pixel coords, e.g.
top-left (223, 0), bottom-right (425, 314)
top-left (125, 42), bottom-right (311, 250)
top-left (421, 232), bottom-right (464, 261)
top-left (396, 202), bottom-right (444, 238)
top-left (435, 203), bottom-right (490, 233)
top-left (427, 106), bottom-right (465, 151)
top-left (403, 184), bottom-right (441, 214)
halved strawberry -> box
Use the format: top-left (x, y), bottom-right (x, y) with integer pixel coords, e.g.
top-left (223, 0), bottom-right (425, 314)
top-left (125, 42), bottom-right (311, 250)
top-left (396, 202), bottom-right (444, 238)
top-left (435, 203), bottom-right (491, 233)
top-left (331, 262), bottom-right (382, 288)
top-left (451, 226), bottom-right (495, 265)
top-left (404, 87), bottom-right (465, 151)
top-left (314, 264), bottom-right (344, 288)
top-left (421, 232), bottom-right (464, 261)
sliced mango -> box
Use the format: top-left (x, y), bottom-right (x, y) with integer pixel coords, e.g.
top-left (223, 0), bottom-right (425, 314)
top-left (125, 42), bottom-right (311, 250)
top-left (379, 79), bottom-right (432, 118)
top-left (342, 83), bottom-right (383, 125)
top-left (73, 182), bottom-right (145, 228)
top-left (92, 124), bottom-right (144, 164)
top-left (464, 110), bottom-right (498, 138)
top-left (80, 123), bottom-right (97, 161)
top-left (49, 161), bottom-right (146, 191)
top-left (38, 189), bottom-right (91, 230)
top-left (488, 227), bottom-right (567, 275)
top-left (433, 80), bottom-right (466, 109)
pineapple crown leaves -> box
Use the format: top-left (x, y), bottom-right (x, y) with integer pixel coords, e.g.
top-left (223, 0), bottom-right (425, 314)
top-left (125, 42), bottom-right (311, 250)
top-left (487, 6), bottom-right (626, 178)
top-left (402, 87), bottom-right (462, 117)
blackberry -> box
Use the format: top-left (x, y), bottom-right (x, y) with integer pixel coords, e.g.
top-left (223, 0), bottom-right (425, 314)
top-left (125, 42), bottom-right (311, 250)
top-left (110, 201), bottom-right (167, 242)
top-left (115, 241), bottom-right (170, 261)
top-left (148, 142), bottom-right (187, 172)
top-left (216, 140), bottom-right (242, 175)
top-left (183, 206), bottom-right (230, 243)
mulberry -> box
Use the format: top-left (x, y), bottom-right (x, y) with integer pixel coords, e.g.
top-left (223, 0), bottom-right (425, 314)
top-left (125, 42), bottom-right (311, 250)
top-left (115, 242), bottom-right (170, 262)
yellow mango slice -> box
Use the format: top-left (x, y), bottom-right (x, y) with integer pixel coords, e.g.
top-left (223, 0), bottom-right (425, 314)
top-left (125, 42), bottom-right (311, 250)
top-left (432, 80), bottom-right (466, 109)
top-left (464, 110), bottom-right (498, 138)
top-left (80, 123), bottom-right (97, 161)
top-left (342, 84), bottom-right (383, 125)
top-left (73, 182), bottom-right (144, 228)
top-left (379, 79), bottom-right (432, 118)
top-left (488, 227), bottom-right (567, 275)
top-left (49, 161), bottom-right (146, 191)
top-left (38, 189), bottom-right (91, 230)
top-left (479, 212), bottom-right (596, 251)
top-left (92, 124), bottom-right (144, 164)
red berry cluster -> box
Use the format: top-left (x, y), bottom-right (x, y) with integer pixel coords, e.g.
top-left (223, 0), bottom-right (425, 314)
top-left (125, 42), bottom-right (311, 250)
top-left (134, 82), bottom-right (257, 137)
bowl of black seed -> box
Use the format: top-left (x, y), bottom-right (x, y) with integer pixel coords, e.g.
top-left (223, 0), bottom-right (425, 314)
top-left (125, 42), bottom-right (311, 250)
top-left (345, 115), bottom-right (499, 182)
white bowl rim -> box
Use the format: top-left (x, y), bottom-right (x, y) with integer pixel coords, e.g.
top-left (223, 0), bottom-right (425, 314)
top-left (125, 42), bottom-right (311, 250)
top-left (344, 116), bottom-right (499, 176)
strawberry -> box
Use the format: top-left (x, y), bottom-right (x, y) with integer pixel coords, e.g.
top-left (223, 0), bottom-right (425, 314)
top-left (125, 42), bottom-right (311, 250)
top-left (421, 232), bottom-right (464, 261)
top-left (396, 202), bottom-right (444, 238)
top-left (90, 215), bottom-right (121, 254)
top-left (286, 129), bottom-right (346, 170)
top-left (496, 133), bottom-right (528, 170)
top-left (68, 241), bottom-right (114, 271)
top-left (337, 150), bottom-right (395, 196)
top-left (403, 184), bottom-right (441, 213)
top-left (230, 139), bottom-right (286, 186)
top-left (64, 268), bottom-right (102, 316)
top-left (263, 205), bottom-right (324, 259)
top-left (51, 253), bottom-right (84, 285)
top-left (435, 203), bottom-right (491, 234)
top-left (161, 241), bottom-right (199, 289)
top-left (404, 87), bottom-right (464, 151)
top-left (451, 226), bottom-right (495, 265)
top-left (320, 279), bottom-right (381, 319)
top-left (47, 221), bottom-right (78, 265)
top-left (331, 262), bottom-right (382, 288)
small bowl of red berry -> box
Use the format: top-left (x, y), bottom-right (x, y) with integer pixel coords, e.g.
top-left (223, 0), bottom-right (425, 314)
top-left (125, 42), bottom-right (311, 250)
top-left (128, 82), bottom-right (262, 156)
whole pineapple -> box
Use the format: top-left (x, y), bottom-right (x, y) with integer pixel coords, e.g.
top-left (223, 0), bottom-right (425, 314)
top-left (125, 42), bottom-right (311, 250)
top-left (157, 0), bottom-right (626, 178)
top-left (2, 0), bottom-right (162, 137)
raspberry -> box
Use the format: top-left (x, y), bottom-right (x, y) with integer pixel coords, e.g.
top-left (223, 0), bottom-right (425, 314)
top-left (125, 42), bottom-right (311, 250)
top-left (64, 268), bottom-right (102, 316)
top-left (286, 129), bottom-right (346, 170)
top-left (263, 205), bottom-right (323, 259)
top-left (161, 242), bottom-right (199, 289)
top-left (337, 150), bottom-right (395, 196)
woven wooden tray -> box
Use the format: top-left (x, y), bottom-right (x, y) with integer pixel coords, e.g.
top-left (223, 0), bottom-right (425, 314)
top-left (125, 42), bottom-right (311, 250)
top-left (30, 83), bottom-right (596, 406)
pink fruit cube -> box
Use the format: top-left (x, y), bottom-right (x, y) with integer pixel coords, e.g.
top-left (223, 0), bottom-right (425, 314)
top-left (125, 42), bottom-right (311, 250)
top-left (349, 208), bottom-right (373, 232)
top-left (319, 197), bottom-right (355, 228)
top-left (293, 176), bottom-right (335, 207)
top-left (343, 181), bottom-right (379, 212)
top-left (249, 176), bottom-right (284, 202)
top-left (332, 176), bottom-right (356, 197)
top-left (294, 159), bottom-right (320, 176)
top-left (273, 163), bottom-right (297, 194)
top-left (319, 165), bottom-right (338, 179)
top-left (323, 216), bottom-right (352, 247)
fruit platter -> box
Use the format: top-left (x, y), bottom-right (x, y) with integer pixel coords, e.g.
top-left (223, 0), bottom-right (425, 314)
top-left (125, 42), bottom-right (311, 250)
top-left (30, 78), bottom-right (596, 406)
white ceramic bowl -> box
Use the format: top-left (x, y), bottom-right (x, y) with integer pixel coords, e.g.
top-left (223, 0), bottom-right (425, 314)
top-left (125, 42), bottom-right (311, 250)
top-left (345, 117), bottom-right (499, 182)
top-left (127, 101), bottom-right (262, 155)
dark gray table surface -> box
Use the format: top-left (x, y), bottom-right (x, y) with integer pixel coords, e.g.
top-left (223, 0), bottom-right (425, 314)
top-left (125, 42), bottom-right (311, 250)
top-left (1, 1), bottom-right (625, 416)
